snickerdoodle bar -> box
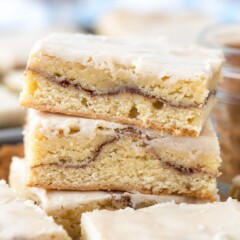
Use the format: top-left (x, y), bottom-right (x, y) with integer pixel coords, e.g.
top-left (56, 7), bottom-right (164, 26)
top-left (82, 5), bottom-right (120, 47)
top-left (25, 110), bottom-right (221, 201)
top-left (20, 33), bottom-right (223, 136)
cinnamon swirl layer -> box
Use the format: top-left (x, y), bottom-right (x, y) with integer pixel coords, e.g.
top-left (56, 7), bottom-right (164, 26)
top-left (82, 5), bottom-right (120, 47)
top-left (27, 164), bottom-right (218, 201)
top-left (28, 68), bottom-right (216, 109)
top-left (25, 110), bottom-right (221, 201)
top-left (21, 70), bottom-right (216, 136)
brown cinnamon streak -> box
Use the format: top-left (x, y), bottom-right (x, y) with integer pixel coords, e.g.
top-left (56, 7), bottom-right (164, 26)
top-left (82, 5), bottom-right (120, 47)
top-left (28, 68), bottom-right (216, 108)
top-left (164, 162), bottom-right (199, 175)
top-left (32, 159), bottom-right (213, 176)
top-left (32, 128), bottom-right (216, 177)
top-left (80, 137), bottom-right (117, 168)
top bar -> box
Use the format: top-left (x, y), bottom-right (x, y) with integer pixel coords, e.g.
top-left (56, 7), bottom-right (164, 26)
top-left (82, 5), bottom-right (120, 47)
top-left (20, 33), bottom-right (224, 136)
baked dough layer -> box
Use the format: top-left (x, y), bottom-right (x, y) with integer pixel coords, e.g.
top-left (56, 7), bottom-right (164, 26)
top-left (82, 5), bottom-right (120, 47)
top-left (21, 70), bottom-right (216, 136)
top-left (25, 111), bottom-right (221, 201)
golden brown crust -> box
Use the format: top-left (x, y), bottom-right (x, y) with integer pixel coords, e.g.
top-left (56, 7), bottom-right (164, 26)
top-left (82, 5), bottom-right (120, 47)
top-left (20, 101), bottom-right (198, 137)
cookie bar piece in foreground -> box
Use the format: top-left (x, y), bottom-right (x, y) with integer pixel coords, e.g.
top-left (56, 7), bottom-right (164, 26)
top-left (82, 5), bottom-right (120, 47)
top-left (26, 110), bottom-right (221, 201)
top-left (81, 199), bottom-right (240, 240)
top-left (9, 157), bottom-right (206, 239)
top-left (20, 33), bottom-right (223, 136)
top-left (0, 180), bottom-right (70, 240)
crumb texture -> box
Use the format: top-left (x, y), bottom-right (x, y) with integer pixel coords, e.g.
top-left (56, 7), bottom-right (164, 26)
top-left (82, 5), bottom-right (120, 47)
top-left (25, 112), bottom-right (221, 201)
top-left (20, 70), bottom-right (217, 136)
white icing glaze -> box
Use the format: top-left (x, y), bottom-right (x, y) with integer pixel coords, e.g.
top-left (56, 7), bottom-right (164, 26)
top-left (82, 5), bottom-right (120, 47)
top-left (82, 199), bottom-right (240, 240)
top-left (123, 192), bottom-right (207, 208)
top-left (148, 120), bottom-right (220, 154)
top-left (29, 33), bottom-right (223, 84)
top-left (28, 109), bottom-right (125, 140)
top-left (40, 191), bottom-right (113, 211)
top-left (28, 110), bottom-right (220, 154)
top-left (0, 180), bottom-right (70, 239)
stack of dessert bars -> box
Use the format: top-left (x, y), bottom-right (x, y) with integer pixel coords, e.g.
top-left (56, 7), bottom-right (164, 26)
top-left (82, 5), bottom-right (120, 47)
top-left (12, 33), bottom-right (224, 239)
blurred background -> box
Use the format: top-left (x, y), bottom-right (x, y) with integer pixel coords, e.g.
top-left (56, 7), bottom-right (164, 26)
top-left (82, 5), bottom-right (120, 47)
top-left (0, 0), bottom-right (240, 187)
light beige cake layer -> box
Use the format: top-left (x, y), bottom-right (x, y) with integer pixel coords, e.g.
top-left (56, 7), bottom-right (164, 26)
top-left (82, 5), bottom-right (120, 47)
top-left (10, 157), bottom-right (206, 240)
top-left (25, 111), bottom-right (220, 201)
top-left (81, 199), bottom-right (240, 240)
top-left (0, 180), bottom-right (70, 240)
top-left (20, 33), bottom-right (223, 136)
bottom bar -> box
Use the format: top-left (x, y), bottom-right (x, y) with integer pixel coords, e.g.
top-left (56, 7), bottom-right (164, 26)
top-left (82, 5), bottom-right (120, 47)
top-left (26, 110), bottom-right (221, 201)
top-left (10, 157), bottom-right (206, 239)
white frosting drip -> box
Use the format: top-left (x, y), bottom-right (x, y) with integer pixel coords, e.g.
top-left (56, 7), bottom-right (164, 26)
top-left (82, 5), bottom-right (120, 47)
top-left (0, 180), bottom-right (69, 239)
top-left (29, 33), bottom-right (223, 84)
top-left (28, 110), bottom-right (220, 154)
top-left (82, 199), bottom-right (240, 240)
top-left (28, 109), bottom-right (125, 140)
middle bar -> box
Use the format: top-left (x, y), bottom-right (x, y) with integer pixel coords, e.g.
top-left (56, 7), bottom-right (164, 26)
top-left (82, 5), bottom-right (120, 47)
top-left (26, 110), bottom-right (221, 201)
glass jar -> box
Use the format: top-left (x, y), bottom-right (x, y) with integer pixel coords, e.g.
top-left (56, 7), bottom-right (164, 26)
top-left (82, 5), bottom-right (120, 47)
top-left (199, 23), bottom-right (240, 182)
